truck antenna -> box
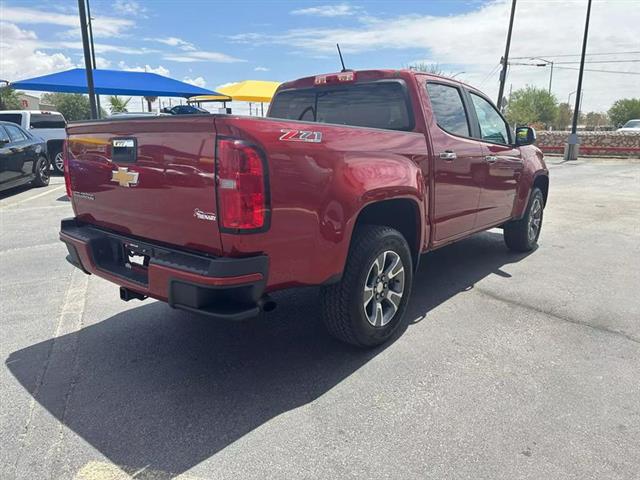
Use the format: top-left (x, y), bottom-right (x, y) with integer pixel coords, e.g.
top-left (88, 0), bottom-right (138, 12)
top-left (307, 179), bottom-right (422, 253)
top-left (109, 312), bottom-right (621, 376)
top-left (336, 43), bottom-right (347, 72)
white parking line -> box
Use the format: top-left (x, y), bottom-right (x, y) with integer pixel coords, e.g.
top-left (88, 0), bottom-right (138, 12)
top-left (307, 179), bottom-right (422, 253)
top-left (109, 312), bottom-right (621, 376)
top-left (74, 461), bottom-right (207, 480)
top-left (0, 185), bottom-right (65, 209)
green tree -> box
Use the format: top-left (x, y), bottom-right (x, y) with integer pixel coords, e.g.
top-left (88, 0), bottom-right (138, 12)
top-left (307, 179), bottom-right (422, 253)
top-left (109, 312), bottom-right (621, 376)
top-left (608, 98), bottom-right (640, 127)
top-left (0, 87), bottom-right (22, 110)
top-left (406, 62), bottom-right (463, 79)
top-left (554, 102), bottom-right (572, 130)
top-left (41, 92), bottom-right (92, 121)
top-left (505, 86), bottom-right (558, 127)
top-left (109, 95), bottom-right (131, 113)
top-left (584, 111), bottom-right (609, 129)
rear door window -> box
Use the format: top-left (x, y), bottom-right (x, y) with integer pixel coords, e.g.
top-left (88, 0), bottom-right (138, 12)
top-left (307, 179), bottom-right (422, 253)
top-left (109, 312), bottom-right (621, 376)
top-left (30, 114), bottom-right (66, 129)
top-left (425, 83), bottom-right (470, 137)
top-left (0, 113), bottom-right (23, 126)
top-left (5, 124), bottom-right (27, 142)
top-left (269, 82), bottom-right (412, 131)
top-left (0, 126), bottom-right (10, 144)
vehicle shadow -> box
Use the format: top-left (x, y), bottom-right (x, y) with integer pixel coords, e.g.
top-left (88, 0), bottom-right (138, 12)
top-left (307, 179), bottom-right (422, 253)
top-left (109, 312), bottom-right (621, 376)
top-left (6, 230), bottom-right (531, 477)
top-left (0, 183), bottom-right (34, 200)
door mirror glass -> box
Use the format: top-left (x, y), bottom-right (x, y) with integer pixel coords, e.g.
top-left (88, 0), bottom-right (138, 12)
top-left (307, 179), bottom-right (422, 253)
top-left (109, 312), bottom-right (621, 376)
top-left (0, 138), bottom-right (9, 146)
top-left (515, 126), bottom-right (536, 146)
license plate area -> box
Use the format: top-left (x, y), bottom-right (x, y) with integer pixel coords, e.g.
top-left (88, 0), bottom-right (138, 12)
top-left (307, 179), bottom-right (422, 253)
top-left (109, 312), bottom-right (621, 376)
top-left (91, 236), bottom-right (153, 286)
top-left (124, 242), bottom-right (150, 273)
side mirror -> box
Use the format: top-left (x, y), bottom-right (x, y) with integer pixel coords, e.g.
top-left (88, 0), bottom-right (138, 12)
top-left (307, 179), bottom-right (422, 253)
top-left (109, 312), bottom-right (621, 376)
top-left (0, 139), bottom-right (9, 146)
top-left (515, 126), bottom-right (536, 147)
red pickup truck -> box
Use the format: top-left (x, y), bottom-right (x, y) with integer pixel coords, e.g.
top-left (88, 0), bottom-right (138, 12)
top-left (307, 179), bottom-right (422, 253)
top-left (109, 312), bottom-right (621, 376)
top-left (60, 69), bottom-right (548, 347)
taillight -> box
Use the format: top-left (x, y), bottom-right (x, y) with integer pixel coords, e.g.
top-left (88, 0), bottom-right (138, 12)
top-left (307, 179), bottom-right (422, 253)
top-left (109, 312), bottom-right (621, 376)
top-left (63, 140), bottom-right (72, 198)
top-left (216, 138), bottom-right (268, 232)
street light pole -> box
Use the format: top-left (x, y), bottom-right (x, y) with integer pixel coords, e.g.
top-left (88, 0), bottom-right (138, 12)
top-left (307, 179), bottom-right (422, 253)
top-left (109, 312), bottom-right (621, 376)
top-left (86, 0), bottom-right (101, 118)
top-left (564, 0), bottom-right (593, 161)
top-left (78, 0), bottom-right (97, 119)
top-left (497, 0), bottom-right (517, 111)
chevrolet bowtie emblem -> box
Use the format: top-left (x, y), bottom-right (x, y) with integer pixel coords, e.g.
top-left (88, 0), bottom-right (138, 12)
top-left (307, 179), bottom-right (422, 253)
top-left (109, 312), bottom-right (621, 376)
top-left (111, 167), bottom-right (139, 188)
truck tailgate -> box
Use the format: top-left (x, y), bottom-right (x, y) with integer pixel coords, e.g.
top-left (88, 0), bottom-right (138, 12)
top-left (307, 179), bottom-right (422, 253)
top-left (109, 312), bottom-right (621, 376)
top-left (66, 116), bottom-right (223, 255)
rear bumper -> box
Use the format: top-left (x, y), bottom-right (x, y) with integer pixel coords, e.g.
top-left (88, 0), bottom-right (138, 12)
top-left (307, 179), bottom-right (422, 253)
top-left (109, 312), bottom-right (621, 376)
top-left (59, 218), bottom-right (268, 320)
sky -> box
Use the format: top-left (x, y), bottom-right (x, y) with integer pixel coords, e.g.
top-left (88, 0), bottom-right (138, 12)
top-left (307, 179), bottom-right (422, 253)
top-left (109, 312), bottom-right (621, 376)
top-left (1, 0), bottom-right (639, 114)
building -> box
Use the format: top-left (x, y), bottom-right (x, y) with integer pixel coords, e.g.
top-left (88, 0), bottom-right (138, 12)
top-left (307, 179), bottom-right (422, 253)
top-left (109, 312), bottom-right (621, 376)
top-left (17, 93), bottom-right (55, 111)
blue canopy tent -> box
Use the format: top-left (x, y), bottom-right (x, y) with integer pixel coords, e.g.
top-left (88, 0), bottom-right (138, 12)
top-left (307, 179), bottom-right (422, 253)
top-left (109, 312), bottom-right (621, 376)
top-left (10, 68), bottom-right (225, 98)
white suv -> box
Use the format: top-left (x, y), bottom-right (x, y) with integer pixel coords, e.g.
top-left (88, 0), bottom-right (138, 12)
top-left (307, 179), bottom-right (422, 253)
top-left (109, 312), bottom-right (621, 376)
top-left (0, 111), bottom-right (66, 173)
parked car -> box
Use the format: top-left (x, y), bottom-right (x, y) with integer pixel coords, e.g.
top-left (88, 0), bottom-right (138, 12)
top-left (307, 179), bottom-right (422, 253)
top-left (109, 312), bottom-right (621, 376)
top-left (162, 105), bottom-right (209, 115)
top-left (616, 119), bottom-right (640, 132)
top-left (59, 69), bottom-right (548, 347)
top-left (0, 121), bottom-right (49, 192)
top-left (0, 110), bottom-right (66, 174)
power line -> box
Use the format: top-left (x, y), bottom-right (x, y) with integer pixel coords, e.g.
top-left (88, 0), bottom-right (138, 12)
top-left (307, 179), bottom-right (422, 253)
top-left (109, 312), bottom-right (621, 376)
top-left (553, 59), bottom-right (640, 65)
top-left (553, 65), bottom-right (640, 75)
top-left (510, 60), bottom-right (640, 66)
top-left (508, 61), bottom-right (640, 74)
top-left (479, 63), bottom-right (501, 87)
top-left (511, 50), bottom-right (640, 59)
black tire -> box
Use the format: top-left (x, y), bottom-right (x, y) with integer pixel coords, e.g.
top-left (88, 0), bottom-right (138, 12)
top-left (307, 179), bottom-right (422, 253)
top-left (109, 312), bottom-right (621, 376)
top-left (51, 148), bottom-right (64, 175)
top-left (32, 156), bottom-right (50, 187)
top-left (321, 225), bottom-right (413, 347)
top-left (504, 187), bottom-right (544, 252)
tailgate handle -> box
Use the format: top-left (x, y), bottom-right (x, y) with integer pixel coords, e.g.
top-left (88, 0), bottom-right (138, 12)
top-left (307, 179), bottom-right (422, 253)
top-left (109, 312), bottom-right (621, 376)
top-left (112, 138), bottom-right (137, 163)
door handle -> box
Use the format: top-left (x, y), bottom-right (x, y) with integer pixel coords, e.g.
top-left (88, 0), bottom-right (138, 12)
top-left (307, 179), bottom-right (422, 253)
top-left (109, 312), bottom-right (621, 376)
top-left (485, 155), bottom-right (498, 163)
top-left (439, 151), bottom-right (457, 160)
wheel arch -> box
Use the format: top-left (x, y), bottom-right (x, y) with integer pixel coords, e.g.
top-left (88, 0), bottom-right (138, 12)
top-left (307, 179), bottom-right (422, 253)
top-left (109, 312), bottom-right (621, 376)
top-left (533, 174), bottom-right (549, 206)
top-left (352, 197), bottom-right (422, 271)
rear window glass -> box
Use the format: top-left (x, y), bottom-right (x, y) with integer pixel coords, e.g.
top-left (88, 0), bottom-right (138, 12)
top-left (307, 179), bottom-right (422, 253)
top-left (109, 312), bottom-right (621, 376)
top-left (425, 83), bottom-right (470, 137)
top-left (269, 82), bottom-right (412, 131)
top-left (0, 113), bottom-right (23, 126)
top-left (30, 114), bottom-right (66, 129)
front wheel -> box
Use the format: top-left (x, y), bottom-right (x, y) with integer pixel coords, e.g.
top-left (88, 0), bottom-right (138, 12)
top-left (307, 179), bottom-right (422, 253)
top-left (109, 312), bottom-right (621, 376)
top-left (504, 187), bottom-right (544, 252)
top-left (321, 225), bottom-right (413, 347)
top-left (32, 156), bottom-right (50, 187)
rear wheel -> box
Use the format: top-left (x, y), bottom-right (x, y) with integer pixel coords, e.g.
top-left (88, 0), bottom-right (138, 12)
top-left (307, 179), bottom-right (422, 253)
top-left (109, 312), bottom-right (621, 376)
top-left (504, 187), bottom-right (544, 252)
top-left (52, 150), bottom-right (64, 175)
top-left (321, 225), bottom-right (413, 347)
top-left (32, 156), bottom-right (50, 187)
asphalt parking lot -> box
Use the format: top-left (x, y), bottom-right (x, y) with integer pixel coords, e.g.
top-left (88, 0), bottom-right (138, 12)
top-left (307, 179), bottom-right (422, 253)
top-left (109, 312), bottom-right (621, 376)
top-left (1, 158), bottom-right (639, 480)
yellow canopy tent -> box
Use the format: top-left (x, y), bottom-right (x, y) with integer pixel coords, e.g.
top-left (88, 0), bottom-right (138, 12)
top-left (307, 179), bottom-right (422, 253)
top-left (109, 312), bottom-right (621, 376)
top-left (217, 80), bottom-right (281, 102)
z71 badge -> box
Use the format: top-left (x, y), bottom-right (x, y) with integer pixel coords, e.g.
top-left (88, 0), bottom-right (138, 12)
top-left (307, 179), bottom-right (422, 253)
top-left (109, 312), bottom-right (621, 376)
top-left (279, 129), bottom-right (322, 143)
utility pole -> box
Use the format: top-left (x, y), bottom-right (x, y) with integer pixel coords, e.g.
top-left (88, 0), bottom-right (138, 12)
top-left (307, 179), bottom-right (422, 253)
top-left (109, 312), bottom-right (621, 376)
top-left (564, 0), bottom-right (592, 161)
top-left (497, 0), bottom-right (517, 111)
top-left (86, 0), bottom-right (101, 117)
top-left (78, 0), bottom-right (97, 119)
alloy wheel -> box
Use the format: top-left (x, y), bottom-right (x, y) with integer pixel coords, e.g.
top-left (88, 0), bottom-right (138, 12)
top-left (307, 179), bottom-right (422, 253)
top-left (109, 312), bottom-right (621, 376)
top-left (55, 151), bottom-right (64, 173)
top-left (363, 250), bottom-right (405, 327)
top-left (39, 158), bottom-right (50, 182)
top-left (528, 197), bottom-right (543, 241)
